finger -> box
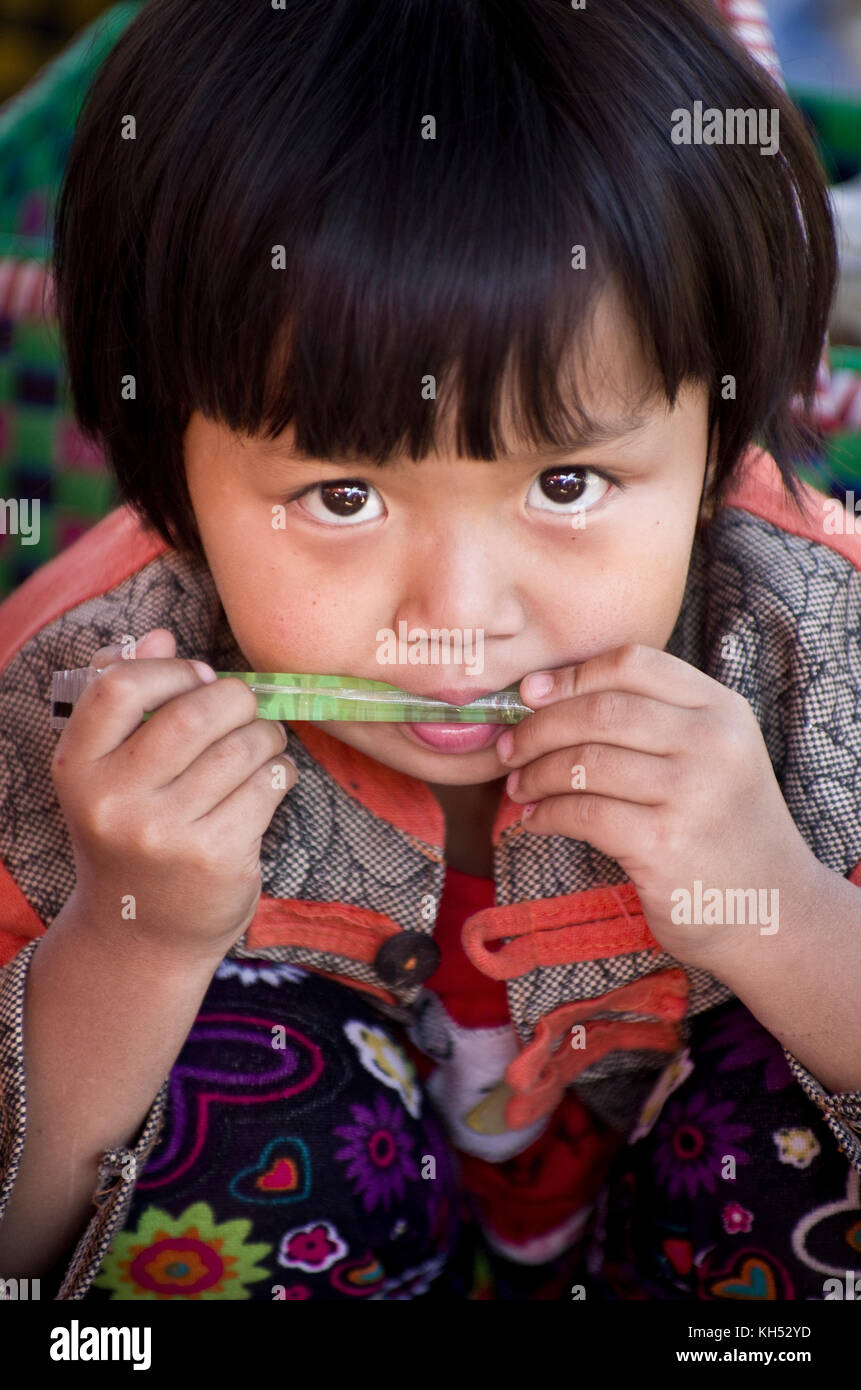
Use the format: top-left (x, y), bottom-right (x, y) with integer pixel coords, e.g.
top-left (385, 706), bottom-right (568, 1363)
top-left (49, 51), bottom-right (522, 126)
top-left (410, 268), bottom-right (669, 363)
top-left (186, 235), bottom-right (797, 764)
top-left (90, 628), bottom-right (177, 666)
top-left (498, 688), bottom-right (698, 769)
top-left (192, 751), bottom-right (300, 843)
top-left (164, 716), bottom-right (292, 819)
top-left (506, 743), bottom-right (671, 808)
top-left (60, 656), bottom-right (223, 763)
top-left (112, 675), bottom-right (266, 787)
top-left (519, 790), bottom-right (657, 867)
top-left (520, 644), bottom-right (714, 715)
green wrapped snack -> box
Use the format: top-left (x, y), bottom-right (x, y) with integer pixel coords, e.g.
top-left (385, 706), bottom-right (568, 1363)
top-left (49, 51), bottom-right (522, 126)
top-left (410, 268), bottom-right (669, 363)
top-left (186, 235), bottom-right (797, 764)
top-left (50, 668), bottom-right (532, 730)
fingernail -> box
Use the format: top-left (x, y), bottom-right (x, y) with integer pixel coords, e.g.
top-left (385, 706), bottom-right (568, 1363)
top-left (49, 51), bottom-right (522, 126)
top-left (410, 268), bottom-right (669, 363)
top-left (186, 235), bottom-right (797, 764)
top-left (523, 672), bottom-right (553, 701)
top-left (522, 802), bottom-right (537, 818)
top-left (192, 661), bottom-right (217, 683)
top-left (497, 730), bottom-right (514, 762)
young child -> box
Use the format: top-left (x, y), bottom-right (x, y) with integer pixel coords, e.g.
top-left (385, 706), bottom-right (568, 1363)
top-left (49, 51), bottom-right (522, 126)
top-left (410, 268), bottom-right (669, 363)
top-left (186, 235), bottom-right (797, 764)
top-left (1, 0), bottom-right (860, 1302)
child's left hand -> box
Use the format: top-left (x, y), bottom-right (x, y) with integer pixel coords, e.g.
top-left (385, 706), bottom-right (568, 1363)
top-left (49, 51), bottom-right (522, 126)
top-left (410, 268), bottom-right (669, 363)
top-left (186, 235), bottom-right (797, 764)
top-left (498, 643), bottom-right (822, 968)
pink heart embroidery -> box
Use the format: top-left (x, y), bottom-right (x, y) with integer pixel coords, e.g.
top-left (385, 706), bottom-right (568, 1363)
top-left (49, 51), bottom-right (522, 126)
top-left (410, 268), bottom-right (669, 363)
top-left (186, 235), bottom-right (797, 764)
top-left (258, 1158), bottom-right (299, 1191)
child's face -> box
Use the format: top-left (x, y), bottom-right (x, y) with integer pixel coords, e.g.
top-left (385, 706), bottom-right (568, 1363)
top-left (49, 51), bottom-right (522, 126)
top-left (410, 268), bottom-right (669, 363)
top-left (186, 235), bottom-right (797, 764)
top-left (184, 293), bottom-right (713, 788)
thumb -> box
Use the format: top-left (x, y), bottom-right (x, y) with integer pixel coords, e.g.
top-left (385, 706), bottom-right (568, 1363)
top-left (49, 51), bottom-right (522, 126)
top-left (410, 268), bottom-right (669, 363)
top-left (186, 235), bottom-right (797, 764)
top-left (134, 628), bottom-right (177, 658)
top-left (91, 628), bottom-right (177, 667)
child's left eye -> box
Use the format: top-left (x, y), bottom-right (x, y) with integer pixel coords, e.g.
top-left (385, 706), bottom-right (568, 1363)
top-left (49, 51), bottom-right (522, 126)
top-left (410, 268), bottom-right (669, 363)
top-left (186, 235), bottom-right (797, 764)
top-left (527, 467), bottom-right (615, 515)
top-left (293, 479), bottom-right (386, 526)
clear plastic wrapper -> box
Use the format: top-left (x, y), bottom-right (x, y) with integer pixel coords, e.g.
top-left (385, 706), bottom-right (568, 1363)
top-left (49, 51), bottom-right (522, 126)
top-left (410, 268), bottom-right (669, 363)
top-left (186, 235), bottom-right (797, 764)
top-left (50, 667), bottom-right (532, 730)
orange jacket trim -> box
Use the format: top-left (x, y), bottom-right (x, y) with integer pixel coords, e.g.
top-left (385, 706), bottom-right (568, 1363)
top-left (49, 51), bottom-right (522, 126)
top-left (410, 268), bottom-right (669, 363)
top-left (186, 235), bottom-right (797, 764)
top-left (462, 881), bottom-right (659, 978)
top-left (0, 505), bottom-right (169, 673)
top-left (246, 894), bottom-right (410, 964)
top-left (503, 969), bottom-right (690, 1128)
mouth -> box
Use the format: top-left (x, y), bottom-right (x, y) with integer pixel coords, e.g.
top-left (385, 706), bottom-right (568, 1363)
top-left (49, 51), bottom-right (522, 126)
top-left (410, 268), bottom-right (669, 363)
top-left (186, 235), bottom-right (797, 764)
top-left (399, 683), bottom-right (512, 755)
top-left (400, 721), bottom-right (506, 753)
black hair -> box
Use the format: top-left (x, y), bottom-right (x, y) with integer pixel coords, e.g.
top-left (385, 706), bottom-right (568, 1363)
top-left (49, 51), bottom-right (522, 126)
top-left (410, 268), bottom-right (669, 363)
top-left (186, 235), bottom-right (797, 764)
top-left (52, 0), bottom-right (837, 558)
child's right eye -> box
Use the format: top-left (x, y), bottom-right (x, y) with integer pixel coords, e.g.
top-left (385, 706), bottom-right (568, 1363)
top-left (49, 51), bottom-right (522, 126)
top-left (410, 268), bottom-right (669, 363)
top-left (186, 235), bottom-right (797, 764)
top-left (291, 480), bottom-right (386, 527)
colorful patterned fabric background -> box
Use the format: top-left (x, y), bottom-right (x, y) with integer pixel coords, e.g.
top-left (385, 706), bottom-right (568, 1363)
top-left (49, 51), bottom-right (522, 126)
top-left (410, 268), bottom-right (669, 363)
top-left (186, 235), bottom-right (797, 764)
top-left (0, 0), bottom-right (859, 598)
top-left (0, 2), bottom-right (140, 595)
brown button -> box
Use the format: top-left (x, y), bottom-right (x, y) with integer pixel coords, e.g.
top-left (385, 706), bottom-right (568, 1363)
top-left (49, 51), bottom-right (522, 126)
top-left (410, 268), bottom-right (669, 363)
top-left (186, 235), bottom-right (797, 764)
top-left (374, 932), bottom-right (441, 988)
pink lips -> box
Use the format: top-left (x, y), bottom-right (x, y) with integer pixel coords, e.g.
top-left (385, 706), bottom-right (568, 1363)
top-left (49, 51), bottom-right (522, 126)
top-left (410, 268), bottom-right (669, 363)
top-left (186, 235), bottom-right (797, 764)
top-left (397, 683), bottom-right (512, 755)
top-left (402, 721), bottom-right (505, 753)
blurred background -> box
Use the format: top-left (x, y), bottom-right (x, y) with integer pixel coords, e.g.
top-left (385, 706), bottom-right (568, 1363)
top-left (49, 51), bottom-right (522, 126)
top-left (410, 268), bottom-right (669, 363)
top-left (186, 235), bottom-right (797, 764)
top-left (764, 0), bottom-right (860, 97)
top-left (0, 0), bottom-right (110, 104)
top-left (0, 0), bottom-right (859, 597)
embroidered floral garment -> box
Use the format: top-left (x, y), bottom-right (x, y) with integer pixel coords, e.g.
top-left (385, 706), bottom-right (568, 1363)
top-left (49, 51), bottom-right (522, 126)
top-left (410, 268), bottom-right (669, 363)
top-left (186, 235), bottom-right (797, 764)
top-left (82, 959), bottom-right (462, 1302)
top-left (78, 871), bottom-right (861, 1301)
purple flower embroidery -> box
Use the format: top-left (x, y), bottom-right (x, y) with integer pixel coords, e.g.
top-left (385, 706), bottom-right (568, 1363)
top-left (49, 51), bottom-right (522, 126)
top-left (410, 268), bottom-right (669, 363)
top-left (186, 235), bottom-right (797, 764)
top-left (653, 1091), bottom-right (753, 1199)
top-left (700, 1006), bottom-right (793, 1091)
top-left (333, 1094), bottom-right (418, 1211)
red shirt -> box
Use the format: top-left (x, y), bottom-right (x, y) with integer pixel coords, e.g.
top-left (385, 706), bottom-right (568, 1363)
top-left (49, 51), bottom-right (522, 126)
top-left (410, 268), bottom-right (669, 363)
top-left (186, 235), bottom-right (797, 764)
top-left (423, 866), bottom-right (507, 1028)
top-left (403, 866), bottom-right (625, 1262)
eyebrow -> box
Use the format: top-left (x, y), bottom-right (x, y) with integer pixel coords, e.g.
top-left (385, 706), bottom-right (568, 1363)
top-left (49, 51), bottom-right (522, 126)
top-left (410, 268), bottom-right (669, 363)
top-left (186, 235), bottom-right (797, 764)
top-left (255, 409), bottom-right (652, 466)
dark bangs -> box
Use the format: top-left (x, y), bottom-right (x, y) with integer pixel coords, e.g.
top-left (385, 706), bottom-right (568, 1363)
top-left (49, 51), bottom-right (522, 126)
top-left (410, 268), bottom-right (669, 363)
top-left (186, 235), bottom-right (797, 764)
top-left (52, 0), bottom-right (837, 557)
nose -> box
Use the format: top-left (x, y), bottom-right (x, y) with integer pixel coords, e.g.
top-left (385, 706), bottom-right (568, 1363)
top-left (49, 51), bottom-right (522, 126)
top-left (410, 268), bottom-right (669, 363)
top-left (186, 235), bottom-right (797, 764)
top-left (392, 519), bottom-right (522, 655)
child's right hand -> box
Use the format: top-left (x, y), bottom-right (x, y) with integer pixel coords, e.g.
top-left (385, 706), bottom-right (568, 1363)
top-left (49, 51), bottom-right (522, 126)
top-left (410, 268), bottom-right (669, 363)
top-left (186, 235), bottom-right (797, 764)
top-left (51, 627), bottom-right (299, 960)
